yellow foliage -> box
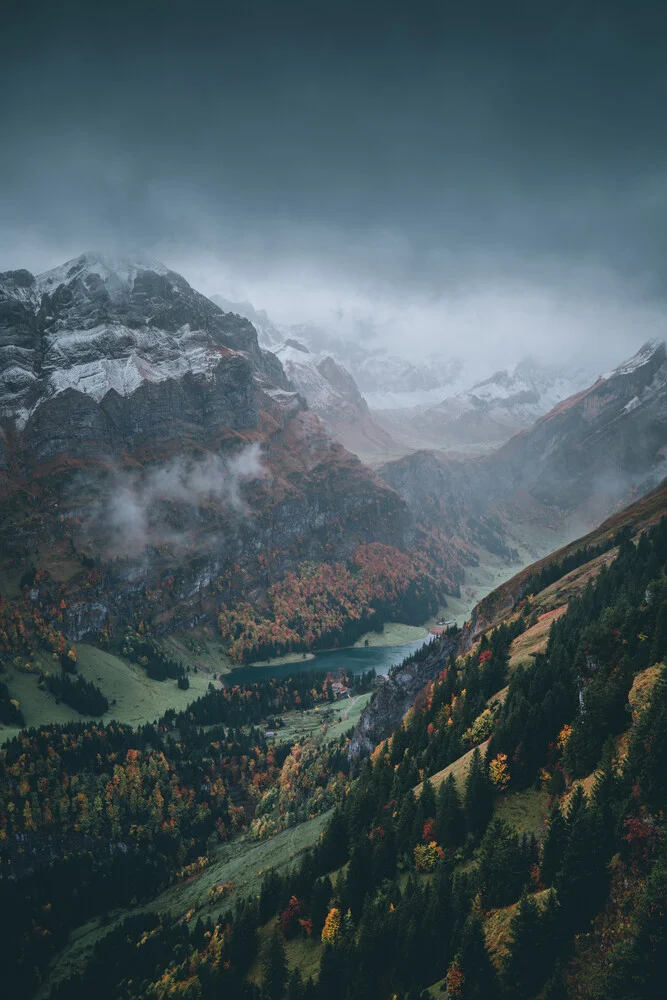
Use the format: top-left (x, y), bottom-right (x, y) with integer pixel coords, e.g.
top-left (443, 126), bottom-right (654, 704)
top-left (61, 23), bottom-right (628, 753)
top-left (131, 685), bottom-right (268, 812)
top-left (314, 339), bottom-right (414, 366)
top-left (463, 708), bottom-right (494, 747)
top-left (489, 752), bottom-right (510, 790)
top-left (414, 840), bottom-right (444, 873)
top-left (321, 906), bottom-right (342, 946)
top-left (557, 724), bottom-right (573, 750)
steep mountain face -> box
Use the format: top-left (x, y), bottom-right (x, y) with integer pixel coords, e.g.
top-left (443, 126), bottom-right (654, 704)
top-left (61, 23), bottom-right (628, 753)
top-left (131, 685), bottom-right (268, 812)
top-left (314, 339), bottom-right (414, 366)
top-left (0, 253), bottom-right (418, 639)
top-left (349, 631), bottom-right (459, 760)
top-left (378, 342), bottom-right (667, 551)
top-left (210, 295), bottom-right (283, 350)
top-left (484, 340), bottom-right (667, 517)
top-left (273, 339), bottom-right (398, 462)
top-left (373, 356), bottom-right (595, 453)
top-left (0, 253), bottom-right (288, 466)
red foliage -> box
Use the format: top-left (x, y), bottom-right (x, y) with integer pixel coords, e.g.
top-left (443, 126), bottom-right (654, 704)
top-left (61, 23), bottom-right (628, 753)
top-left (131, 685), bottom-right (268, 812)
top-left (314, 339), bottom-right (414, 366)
top-left (280, 895), bottom-right (306, 939)
top-left (623, 815), bottom-right (659, 865)
top-left (422, 818), bottom-right (436, 842)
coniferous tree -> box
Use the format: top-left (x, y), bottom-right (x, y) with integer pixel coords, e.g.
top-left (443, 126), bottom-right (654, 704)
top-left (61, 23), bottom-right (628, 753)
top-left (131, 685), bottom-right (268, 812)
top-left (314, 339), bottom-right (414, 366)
top-left (458, 912), bottom-right (498, 1000)
top-left (649, 599), bottom-right (667, 665)
top-left (286, 968), bottom-right (304, 1000)
top-left (436, 773), bottom-right (466, 850)
top-left (262, 929), bottom-right (288, 1000)
top-left (415, 776), bottom-right (436, 836)
top-left (554, 786), bottom-right (607, 930)
top-left (590, 736), bottom-right (622, 854)
top-left (464, 747), bottom-right (493, 841)
top-left (502, 893), bottom-right (547, 1000)
top-left (626, 667), bottom-right (667, 814)
top-left (396, 789), bottom-right (418, 855)
top-left (540, 801), bottom-right (567, 887)
top-left (478, 819), bottom-right (533, 908)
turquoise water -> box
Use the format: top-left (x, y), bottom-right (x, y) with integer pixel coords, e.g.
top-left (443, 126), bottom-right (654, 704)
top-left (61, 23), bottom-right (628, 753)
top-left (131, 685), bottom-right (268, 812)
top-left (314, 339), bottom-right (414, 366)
top-left (226, 636), bottom-right (433, 686)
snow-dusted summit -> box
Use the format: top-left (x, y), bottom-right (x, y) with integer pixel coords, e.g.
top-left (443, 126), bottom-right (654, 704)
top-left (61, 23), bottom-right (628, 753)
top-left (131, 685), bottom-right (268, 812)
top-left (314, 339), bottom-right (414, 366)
top-left (0, 252), bottom-right (290, 429)
top-left (372, 356), bottom-right (598, 452)
top-left (273, 339), bottom-right (398, 462)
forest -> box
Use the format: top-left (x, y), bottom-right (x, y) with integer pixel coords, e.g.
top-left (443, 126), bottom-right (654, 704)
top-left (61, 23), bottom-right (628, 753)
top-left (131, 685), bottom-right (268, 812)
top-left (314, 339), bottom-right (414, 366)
top-left (218, 543), bottom-right (447, 663)
top-left (1, 522), bottom-right (667, 999)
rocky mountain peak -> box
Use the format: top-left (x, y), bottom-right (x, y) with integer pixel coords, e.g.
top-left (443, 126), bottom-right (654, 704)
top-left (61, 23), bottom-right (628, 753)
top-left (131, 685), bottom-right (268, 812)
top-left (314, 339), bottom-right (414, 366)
top-left (602, 339), bottom-right (666, 381)
top-left (0, 252), bottom-right (294, 429)
top-left (282, 338), bottom-right (310, 354)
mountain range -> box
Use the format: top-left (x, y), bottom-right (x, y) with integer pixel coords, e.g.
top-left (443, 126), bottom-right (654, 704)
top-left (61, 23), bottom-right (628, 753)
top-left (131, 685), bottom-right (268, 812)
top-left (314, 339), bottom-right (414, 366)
top-left (2, 252), bottom-right (667, 653)
top-left (2, 252), bottom-right (667, 1000)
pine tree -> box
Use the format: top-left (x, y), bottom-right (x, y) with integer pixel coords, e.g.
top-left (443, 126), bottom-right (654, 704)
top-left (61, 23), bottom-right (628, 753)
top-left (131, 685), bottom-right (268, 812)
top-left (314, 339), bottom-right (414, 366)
top-left (262, 929), bottom-right (288, 1000)
top-left (458, 912), bottom-right (498, 1000)
top-left (649, 599), bottom-right (667, 665)
top-left (417, 776), bottom-right (436, 828)
top-left (464, 747), bottom-right (493, 841)
top-left (286, 968), bottom-right (304, 1000)
top-left (436, 773), bottom-right (465, 850)
top-left (502, 894), bottom-right (546, 1000)
top-left (540, 801), bottom-right (567, 887)
top-left (591, 736), bottom-right (621, 854)
top-left (626, 666), bottom-right (667, 814)
top-left (396, 788), bottom-right (418, 854)
top-left (555, 785), bottom-right (608, 929)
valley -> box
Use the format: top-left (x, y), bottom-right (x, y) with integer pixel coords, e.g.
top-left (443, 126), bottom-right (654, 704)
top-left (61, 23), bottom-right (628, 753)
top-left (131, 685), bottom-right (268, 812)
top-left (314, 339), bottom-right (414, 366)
top-left (1, 254), bottom-right (666, 1000)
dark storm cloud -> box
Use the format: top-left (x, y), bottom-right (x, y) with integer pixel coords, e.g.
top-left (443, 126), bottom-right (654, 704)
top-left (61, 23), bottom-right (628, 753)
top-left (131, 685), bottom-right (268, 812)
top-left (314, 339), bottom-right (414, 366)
top-left (1, 1), bottom-right (667, 367)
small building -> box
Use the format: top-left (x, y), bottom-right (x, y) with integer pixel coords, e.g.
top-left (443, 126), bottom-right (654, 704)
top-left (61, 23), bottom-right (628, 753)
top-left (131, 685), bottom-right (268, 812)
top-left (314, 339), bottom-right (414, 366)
top-left (331, 680), bottom-right (350, 699)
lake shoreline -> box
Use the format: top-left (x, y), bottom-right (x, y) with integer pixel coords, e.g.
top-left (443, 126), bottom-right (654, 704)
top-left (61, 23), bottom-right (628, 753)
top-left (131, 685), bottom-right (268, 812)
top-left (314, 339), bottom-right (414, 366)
top-left (241, 621), bottom-right (430, 670)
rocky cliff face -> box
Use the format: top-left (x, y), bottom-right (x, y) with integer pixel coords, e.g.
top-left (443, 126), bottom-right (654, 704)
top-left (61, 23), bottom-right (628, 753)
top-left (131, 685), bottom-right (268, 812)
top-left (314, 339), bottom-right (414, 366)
top-left (349, 632), bottom-right (459, 762)
top-left (0, 253), bottom-right (420, 640)
top-left (274, 339), bottom-right (398, 463)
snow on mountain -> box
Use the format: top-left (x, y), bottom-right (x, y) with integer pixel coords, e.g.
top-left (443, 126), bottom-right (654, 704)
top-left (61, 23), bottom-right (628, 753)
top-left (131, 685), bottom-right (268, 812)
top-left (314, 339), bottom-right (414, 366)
top-left (209, 296), bottom-right (465, 409)
top-left (601, 339), bottom-right (665, 381)
top-left (0, 252), bottom-right (292, 428)
top-left (482, 339), bottom-right (667, 517)
top-left (34, 251), bottom-right (171, 302)
top-left (273, 339), bottom-right (399, 462)
top-left (372, 356), bottom-right (599, 453)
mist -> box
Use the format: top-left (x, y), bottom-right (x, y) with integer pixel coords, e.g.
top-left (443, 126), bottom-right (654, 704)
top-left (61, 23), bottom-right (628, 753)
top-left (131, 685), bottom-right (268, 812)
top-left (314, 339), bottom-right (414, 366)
top-left (86, 444), bottom-right (265, 557)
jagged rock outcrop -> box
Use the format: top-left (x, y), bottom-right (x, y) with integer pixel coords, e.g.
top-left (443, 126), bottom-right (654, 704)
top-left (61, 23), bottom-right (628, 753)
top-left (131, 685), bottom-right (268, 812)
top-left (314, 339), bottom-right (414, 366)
top-left (349, 632), bottom-right (459, 762)
top-left (274, 339), bottom-right (398, 462)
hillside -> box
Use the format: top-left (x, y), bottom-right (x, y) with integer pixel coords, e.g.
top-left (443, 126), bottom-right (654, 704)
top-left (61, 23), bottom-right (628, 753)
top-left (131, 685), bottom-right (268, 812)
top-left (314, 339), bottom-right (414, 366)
top-left (377, 343), bottom-right (667, 594)
top-left (2, 445), bottom-right (667, 1000)
top-left (0, 253), bottom-right (474, 671)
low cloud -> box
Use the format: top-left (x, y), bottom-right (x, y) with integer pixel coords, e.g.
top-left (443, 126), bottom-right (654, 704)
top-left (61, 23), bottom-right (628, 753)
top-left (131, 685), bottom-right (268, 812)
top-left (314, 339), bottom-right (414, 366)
top-left (88, 443), bottom-right (265, 557)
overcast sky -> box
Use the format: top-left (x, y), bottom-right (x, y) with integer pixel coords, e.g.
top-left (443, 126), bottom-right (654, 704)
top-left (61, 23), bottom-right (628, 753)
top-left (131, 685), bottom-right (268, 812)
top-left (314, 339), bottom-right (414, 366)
top-left (2, 1), bottom-right (667, 371)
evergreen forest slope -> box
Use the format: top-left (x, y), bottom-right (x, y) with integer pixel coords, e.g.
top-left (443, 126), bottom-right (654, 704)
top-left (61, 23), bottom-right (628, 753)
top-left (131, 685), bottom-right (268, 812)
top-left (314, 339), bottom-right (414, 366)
top-left (2, 484), bottom-right (667, 999)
